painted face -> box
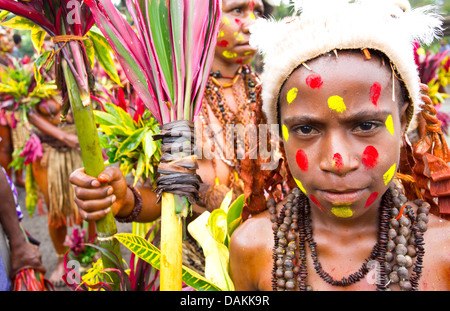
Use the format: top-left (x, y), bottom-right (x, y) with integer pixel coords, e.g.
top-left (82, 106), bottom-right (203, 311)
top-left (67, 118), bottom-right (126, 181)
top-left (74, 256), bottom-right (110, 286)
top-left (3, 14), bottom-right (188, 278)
top-left (280, 51), bottom-right (408, 220)
top-left (216, 0), bottom-right (264, 65)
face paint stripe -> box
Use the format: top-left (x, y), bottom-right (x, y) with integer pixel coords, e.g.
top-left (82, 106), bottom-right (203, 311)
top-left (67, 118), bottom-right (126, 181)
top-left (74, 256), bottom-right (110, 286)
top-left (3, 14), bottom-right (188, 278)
top-left (385, 115), bottom-right (394, 135)
top-left (294, 177), bottom-right (307, 195)
top-left (310, 195), bottom-right (325, 213)
top-left (305, 74), bottom-right (323, 89)
top-left (331, 204), bottom-right (353, 218)
top-left (296, 149), bottom-right (308, 171)
top-left (370, 82), bottom-right (382, 106)
top-left (282, 124), bottom-right (289, 142)
top-left (328, 95), bottom-right (346, 113)
top-left (364, 192), bottom-right (379, 208)
top-left (383, 163), bottom-right (396, 185)
top-left (287, 87), bottom-right (298, 104)
top-left (362, 145), bottom-right (379, 169)
top-left (223, 51), bottom-right (237, 58)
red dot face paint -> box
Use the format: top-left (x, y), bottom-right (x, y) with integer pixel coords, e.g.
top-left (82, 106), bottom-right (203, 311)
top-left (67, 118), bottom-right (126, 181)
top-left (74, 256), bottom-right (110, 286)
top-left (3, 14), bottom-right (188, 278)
top-left (249, 0), bottom-right (255, 11)
top-left (236, 58), bottom-right (243, 64)
top-left (369, 82), bottom-right (381, 106)
top-left (305, 74), bottom-right (323, 89)
top-left (364, 192), bottom-right (379, 208)
top-left (235, 19), bottom-right (243, 26)
top-left (332, 153), bottom-right (343, 171)
top-left (217, 40), bottom-right (229, 47)
top-left (296, 149), bottom-right (308, 171)
top-left (362, 145), bottom-right (379, 169)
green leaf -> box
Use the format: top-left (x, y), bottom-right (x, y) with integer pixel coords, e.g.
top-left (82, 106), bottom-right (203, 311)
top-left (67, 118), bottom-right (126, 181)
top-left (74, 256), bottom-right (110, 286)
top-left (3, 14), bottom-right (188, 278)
top-left (208, 209), bottom-right (227, 245)
top-left (142, 130), bottom-right (157, 162)
top-left (133, 152), bottom-right (145, 187)
top-left (0, 16), bottom-right (41, 31)
top-left (88, 29), bottom-right (122, 86)
top-left (94, 110), bottom-right (120, 126)
top-left (31, 28), bottom-right (46, 54)
top-left (227, 194), bottom-right (244, 238)
top-left (85, 39), bottom-right (96, 69)
top-left (147, 0), bottom-right (174, 101)
top-left (114, 233), bottom-right (221, 291)
top-left (219, 189), bottom-right (233, 213)
top-left (0, 10), bottom-right (10, 21)
top-left (188, 212), bottom-right (235, 291)
top-left (103, 102), bottom-right (135, 131)
top-left (116, 127), bottom-right (146, 156)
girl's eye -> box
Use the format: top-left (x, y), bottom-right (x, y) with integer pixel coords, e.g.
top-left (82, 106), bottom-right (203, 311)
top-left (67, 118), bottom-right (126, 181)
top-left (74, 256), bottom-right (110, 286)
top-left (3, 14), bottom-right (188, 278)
top-left (231, 8), bottom-right (242, 14)
top-left (295, 125), bottom-right (317, 135)
top-left (354, 121), bottom-right (379, 132)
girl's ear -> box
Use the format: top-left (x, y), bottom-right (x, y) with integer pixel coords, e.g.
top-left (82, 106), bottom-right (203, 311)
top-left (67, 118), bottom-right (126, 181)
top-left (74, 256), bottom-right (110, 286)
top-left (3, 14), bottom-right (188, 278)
top-left (400, 101), bottom-right (410, 134)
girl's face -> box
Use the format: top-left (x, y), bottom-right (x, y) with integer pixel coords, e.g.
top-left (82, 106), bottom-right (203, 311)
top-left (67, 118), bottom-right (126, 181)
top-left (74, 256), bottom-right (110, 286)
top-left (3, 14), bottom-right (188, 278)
top-left (280, 51), bottom-right (409, 220)
top-left (216, 0), bottom-right (264, 65)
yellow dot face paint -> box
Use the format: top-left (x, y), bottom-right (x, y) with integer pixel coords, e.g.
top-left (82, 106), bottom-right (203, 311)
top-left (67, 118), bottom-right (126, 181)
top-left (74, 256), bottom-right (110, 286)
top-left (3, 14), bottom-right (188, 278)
top-left (234, 32), bottom-right (244, 41)
top-left (385, 115), bottom-right (394, 135)
top-left (383, 163), bottom-right (396, 185)
top-left (331, 204), bottom-right (354, 218)
top-left (294, 177), bottom-right (307, 195)
top-left (328, 95), bottom-right (346, 113)
top-left (282, 124), bottom-right (289, 142)
top-left (222, 16), bottom-right (230, 25)
top-left (249, 12), bottom-right (256, 20)
top-left (218, 30), bottom-right (225, 38)
top-left (287, 88), bottom-right (298, 104)
top-left (223, 51), bottom-right (237, 58)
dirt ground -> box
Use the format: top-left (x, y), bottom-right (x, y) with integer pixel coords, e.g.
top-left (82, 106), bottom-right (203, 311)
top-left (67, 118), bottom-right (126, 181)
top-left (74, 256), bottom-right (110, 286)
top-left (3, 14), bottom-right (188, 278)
top-left (17, 183), bottom-right (133, 291)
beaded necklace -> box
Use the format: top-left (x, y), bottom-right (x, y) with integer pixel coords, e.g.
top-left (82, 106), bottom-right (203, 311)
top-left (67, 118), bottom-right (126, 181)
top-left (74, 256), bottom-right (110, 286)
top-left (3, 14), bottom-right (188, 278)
top-left (201, 65), bottom-right (259, 182)
top-left (269, 182), bottom-right (429, 291)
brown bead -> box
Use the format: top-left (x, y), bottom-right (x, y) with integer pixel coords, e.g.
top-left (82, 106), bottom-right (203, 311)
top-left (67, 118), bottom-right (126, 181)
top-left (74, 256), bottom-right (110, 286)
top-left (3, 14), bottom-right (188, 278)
top-left (398, 226), bottom-right (410, 236)
top-left (389, 271), bottom-right (399, 283)
top-left (399, 280), bottom-right (412, 291)
top-left (417, 213), bottom-right (428, 223)
top-left (277, 278), bottom-right (286, 288)
top-left (395, 244), bottom-right (407, 256)
top-left (406, 245), bottom-right (417, 257)
top-left (389, 218), bottom-right (399, 229)
top-left (275, 269), bottom-right (284, 278)
top-left (404, 255), bottom-right (413, 268)
top-left (285, 280), bottom-right (295, 290)
top-left (388, 228), bottom-right (397, 239)
top-left (385, 251), bottom-right (394, 262)
top-left (284, 270), bottom-right (294, 279)
top-left (397, 266), bottom-right (409, 279)
top-left (416, 220), bottom-right (427, 232)
top-left (398, 216), bottom-right (410, 227)
top-left (395, 235), bottom-right (407, 245)
top-left (396, 254), bottom-right (406, 266)
top-left (387, 240), bottom-right (396, 251)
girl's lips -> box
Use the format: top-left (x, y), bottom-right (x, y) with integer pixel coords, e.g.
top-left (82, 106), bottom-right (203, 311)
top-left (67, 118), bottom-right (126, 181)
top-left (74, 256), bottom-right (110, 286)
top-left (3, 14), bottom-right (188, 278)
top-left (318, 189), bottom-right (365, 205)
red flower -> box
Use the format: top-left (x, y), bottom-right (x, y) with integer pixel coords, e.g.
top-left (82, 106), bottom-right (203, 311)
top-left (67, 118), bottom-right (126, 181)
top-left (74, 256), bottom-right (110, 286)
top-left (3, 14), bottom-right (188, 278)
top-left (20, 134), bottom-right (43, 165)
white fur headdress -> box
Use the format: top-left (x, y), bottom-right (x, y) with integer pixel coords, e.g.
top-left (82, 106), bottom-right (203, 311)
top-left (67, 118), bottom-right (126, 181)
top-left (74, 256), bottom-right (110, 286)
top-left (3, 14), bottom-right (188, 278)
top-left (250, 0), bottom-right (443, 128)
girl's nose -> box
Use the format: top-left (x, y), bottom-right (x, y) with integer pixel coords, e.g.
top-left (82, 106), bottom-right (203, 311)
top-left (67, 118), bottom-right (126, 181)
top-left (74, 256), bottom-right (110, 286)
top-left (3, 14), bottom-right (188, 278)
top-left (241, 12), bottom-right (257, 33)
top-left (319, 136), bottom-right (360, 176)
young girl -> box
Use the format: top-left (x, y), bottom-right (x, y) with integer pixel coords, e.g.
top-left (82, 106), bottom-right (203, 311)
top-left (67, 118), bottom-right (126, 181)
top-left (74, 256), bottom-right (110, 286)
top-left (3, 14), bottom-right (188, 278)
top-left (229, 0), bottom-right (450, 291)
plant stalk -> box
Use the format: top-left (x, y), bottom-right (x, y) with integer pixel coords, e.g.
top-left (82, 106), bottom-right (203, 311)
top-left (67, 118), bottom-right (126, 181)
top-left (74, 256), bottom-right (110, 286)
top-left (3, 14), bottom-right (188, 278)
top-left (61, 59), bottom-right (123, 290)
top-left (160, 192), bottom-right (183, 291)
